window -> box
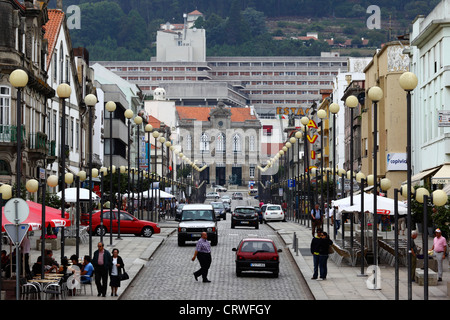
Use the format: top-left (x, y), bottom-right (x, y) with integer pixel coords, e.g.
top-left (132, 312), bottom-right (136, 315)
top-left (249, 165), bottom-right (255, 178)
top-left (200, 132), bottom-right (209, 152)
top-left (249, 136), bottom-right (256, 152)
top-left (0, 86), bottom-right (11, 126)
top-left (185, 133), bottom-right (191, 150)
top-left (216, 132), bottom-right (226, 152)
top-left (263, 125), bottom-right (273, 136)
top-left (232, 134), bottom-right (241, 153)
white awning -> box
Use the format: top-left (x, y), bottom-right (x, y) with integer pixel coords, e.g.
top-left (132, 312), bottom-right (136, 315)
top-left (432, 164), bottom-right (450, 185)
top-left (402, 166), bottom-right (441, 186)
top-left (442, 183), bottom-right (450, 195)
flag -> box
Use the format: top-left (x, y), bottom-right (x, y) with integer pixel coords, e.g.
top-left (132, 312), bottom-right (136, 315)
top-left (277, 114), bottom-right (286, 119)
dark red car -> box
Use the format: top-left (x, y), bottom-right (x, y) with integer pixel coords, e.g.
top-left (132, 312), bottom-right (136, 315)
top-left (232, 238), bottom-right (282, 277)
top-left (81, 209), bottom-right (160, 237)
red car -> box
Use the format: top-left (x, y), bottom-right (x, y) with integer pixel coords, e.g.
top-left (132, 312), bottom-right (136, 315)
top-left (232, 238), bottom-right (282, 277)
top-left (81, 209), bottom-right (160, 237)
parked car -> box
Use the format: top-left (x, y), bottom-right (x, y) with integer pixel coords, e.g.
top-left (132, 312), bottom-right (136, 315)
top-left (232, 192), bottom-right (243, 200)
top-left (262, 204), bottom-right (285, 223)
top-left (211, 201), bottom-right (227, 220)
top-left (206, 192), bottom-right (220, 200)
top-left (81, 209), bottom-right (160, 237)
top-left (177, 204), bottom-right (218, 246)
top-left (214, 185), bottom-right (227, 192)
top-left (232, 238), bottom-right (282, 277)
top-left (231, 206), bottom-right (259, 229)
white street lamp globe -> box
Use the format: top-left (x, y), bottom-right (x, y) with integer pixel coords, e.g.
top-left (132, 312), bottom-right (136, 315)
top-left (106, 101), bottom-right (116, 112)
top-left (399, 72), bottom-right (418, 91)
top-left (368, 86), bottom-right (383, 102)
top-left (356, 172), bottom-right (366, 183)
top-left (366, 174), bottom-right (374, 186)
top-left (432, 189), bottom-right (448, 206)
top-left (415, 187), bottom-right (430, 203)
top-left (77, 171), bottom-right (87, 182)
top-left (65, 173), bottom-right (74, 184)
top-left (26, 179), bottom-right (39, 193)
top-left (145, 124), bottom-right (153, 132)
top-left (92, 168), bottom-right (99, 178)
top-left (47, 175), bottom-right (58, 188)
top-left (84, 94), bottom-right (97, 107)
top-left (282, 146), bottom-right (287, 152)
top-left (0, 184), bottom-right (12, 200)
top-left (152, 131), bottom-right (160, 138)
top-left (56, 83), bottom-right (71, 98)
top-left (329, 103), bottom-right (340, 114)
top-left (9, 69), bottom-right (29, 88)
top-left (346, 95), bottom-right (359, 108)
top-left (134, 116), bottom-right (142, 125)
top-left (317, 109), bottom-right (327, 119)
top-left (295, 131), bottom-right (302, 139)
top-left (289, 137), bottom-right (297, 144)
top-left (285, 142), bottom-right (292, 148)
top-left (124, 109), bottom-right (134, 119)
top-left (380, 178), bottom-right (392, 191)
top-left (300, 116), bottom-right (309, 126)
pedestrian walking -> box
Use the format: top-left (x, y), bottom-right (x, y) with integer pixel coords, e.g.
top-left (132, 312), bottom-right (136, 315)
top-left (431, 228), bottom-right (447, 281)
top-left (110, 248), bottom-right (124, 296)
top-left (318, 231), bottom-right (333, 280)
top-left (92, 241), bottom-right (113, 297)
top-left (330, 206), bottom-right (341, 237)
top-left (410, 230), bottom-right (418, 282)
top-left (192, 232), bottom-right (212, 283)
top-left (310, 204), bottom-right (323, 237)
top-left (310, 228), bottom-right (322, 280)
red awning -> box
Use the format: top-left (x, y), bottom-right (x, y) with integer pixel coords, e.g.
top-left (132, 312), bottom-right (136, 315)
top-left (2, 201), bottom-right (71, 232)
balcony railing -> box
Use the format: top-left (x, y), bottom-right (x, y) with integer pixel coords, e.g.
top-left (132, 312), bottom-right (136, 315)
top-left (0, 125), bottom-right (26, 143)
top-left (29, 132), bottom-right (48, 151)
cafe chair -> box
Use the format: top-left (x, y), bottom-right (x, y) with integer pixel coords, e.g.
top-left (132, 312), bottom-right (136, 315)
top-left (80, 273), bottom-right (93, 295)
top-left (21, 282), bottom-right (41, 300)
top-left (43, 278), bottom-right (65, 300)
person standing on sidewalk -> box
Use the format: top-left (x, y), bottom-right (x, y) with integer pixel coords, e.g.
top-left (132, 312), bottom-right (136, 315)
top-left (318, 231), bottom-right (333, 280)
top-left (92, 242), bottom-right (113, 297)
top-left (311, 204), bottom-right (323, 237)
top-left (431, 228), bottom-right (447, 282)
top-left (192, 232), bottom-right (212, 283)
top-left (310, 228), bottom-right (323, 280)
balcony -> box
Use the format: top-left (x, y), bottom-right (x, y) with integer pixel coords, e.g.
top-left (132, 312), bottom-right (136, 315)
top-left (0, 125), bottom-right (26, 143)
top-left (28, 132), bottom-right (49, 161)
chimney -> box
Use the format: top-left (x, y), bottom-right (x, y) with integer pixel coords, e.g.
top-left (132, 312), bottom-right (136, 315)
top-left (56, 0), bottom-right (63, 10)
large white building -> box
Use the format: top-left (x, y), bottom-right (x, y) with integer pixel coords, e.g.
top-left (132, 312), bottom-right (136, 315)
top-left (409, 0), bottom-right (450, 188)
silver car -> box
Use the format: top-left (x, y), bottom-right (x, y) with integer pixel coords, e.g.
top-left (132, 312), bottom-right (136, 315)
top-left (177, 204), bottom-right (218, 246)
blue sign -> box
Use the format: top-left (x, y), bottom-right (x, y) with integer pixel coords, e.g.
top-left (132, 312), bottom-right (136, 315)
top-left (288, 179), bottom-right (295, 188)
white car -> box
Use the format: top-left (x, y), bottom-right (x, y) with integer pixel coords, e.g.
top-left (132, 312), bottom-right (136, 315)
top-left (214, 185), bottom-right (227, 192)
top-left (206, 192), bottom-right (220, 200)
top-left (263, 204), bottom-right (285, 223)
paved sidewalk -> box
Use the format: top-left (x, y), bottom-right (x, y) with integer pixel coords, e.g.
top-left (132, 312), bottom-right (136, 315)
top-left (267, 220), bottom-right (450, 300)
top-left (26, 223), bottom-right (176, 300)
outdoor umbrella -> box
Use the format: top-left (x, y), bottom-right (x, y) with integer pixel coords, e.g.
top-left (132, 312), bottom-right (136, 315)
top-left (1, 201), bottom-right (71, 232)
top-left (332, 192), bottom-right (407, 215)
top-left (129, 190), bottom-right (175, 199)
top-left (56, 188), bottom-right (100, 202)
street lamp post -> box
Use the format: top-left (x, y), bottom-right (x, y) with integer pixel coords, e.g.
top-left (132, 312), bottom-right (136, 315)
top-left (398, 71), bottom-right (418, 300)
top-left (416, 188), bottom-right (447, 300)
top-left (318, 109), bottom-right (327, 227)
top-left (56, 83), bottom-right (72, 260)
top-left (145, 124), bottom-right (153, 220)
top-left (300, 117), bottom-right (310, 227)
top-left (134, 116), bottom-right (143, 218)
top-left (124, 109), bottom-right (134, 213)
top-left (0, 184), bottom-right (12, 295)
top-left (84, 94), bottom-right (97, 257)
top-left (356, 171), bottom-right (367, 277)
top-left (9, 69), bottom-right (28, 197)
top-left (329, 103), bottom-right (340, 202)
top-left (106, 101), bottom-right (116, 246)
top-left (367, 85), bottom-right (383, 289)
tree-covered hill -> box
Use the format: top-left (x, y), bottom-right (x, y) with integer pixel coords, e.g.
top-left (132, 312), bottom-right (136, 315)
top-left (49, 0), bottom-right (440, 61)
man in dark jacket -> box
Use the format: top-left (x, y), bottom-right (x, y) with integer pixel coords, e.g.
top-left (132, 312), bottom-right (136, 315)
top-left (310, 228), bottom-right (323, 280)
top-left (92, 242), bottom-right (113, 297)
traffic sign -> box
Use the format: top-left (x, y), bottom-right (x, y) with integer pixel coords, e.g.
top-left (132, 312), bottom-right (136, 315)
top-left (288, 179), bottom-right (295, 188)
top-left (4, 198), bottom-right (29, 224)
top-left (4, 224), bottom-right (29, 245)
